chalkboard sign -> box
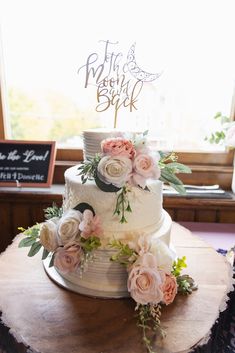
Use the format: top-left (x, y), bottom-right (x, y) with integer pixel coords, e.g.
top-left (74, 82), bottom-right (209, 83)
top-left (0, 140), bottom-right (56, 187)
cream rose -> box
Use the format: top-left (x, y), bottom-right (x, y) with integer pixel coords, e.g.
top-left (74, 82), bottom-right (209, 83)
top-left (162, 274), bottom-right (178, 305)
top-left (57, 209), bottom-right (82, 245)
top-left (39, 220), bottom-right (59, 252)
top-left (150, 239), bottom-right (176, 274)
top-left (97, 155), bottom-right (132, 187)
top-left (54, 242), bottom-right (82, 273)
top-left (127, 252), bottom-right (165, 305)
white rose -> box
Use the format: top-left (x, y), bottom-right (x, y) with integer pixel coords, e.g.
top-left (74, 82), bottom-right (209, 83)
top-left (40, 220), bottom-right (59, 252)
top-left (57, 209), bottom-right (82, 245)
top-left (97, 156), bottom-right (132, 188)
top-left (150, 239), bottom-right (176, 274)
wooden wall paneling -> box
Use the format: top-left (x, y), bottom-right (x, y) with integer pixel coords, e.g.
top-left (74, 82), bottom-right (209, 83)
top-left (0, 202), bottom-right (12, 252)
top-left (165, 208), bottom-right (176, 220)
top-left (195, 209), bottom-right (217, 223)
top-left (219, 210), bottom-right (235, 223)
top-left (30, 203), bottom-right (49, 225)
top-left (175, 209), bottom-right (195, 222)
top-left (12, 203), bottom-right (31, 239)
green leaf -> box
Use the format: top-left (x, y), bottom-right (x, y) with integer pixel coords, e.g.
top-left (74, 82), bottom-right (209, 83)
top-left (172, 256), bottom-right (187, 277)
top-left (49, 253), bottom-right (55, 267)
top-left (169, 183), bottom-right (186, 195)
top-left (166, 162), bottom-right (192, 174)
top-left (42, 247), bottom-right (50, 260)
top-left (18, 237), bottom-right (37, 248)
top-left (214, 112), bottom-right (222, 119)
top-left (160, 168), bottom-right (183, 185)
top-left (27, 241), bottom-right (42, 257)
top-left (80, 236), bottom-right (101, 253)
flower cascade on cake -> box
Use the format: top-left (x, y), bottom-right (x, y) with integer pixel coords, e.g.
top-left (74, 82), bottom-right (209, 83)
top-left (18, 203), bottom-right (103, 274)
top-left (109, 235), bottom-right (197, 353)
top-left (78, 131), bottom-right (191, 223)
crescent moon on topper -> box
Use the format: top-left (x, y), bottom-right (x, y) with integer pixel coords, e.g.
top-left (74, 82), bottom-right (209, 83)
top-left (127, 43), bottom-right (162, 82)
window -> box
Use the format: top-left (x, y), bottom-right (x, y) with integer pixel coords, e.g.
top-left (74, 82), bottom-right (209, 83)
top-left (0, 0), bottom-right (235, 152)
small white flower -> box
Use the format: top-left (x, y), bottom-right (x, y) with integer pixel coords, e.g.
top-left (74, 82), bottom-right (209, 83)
top-left (150, 239), bottom-right (176, 274)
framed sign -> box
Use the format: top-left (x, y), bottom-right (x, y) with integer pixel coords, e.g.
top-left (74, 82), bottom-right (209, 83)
top-left (0, 140), bottom-right (56, 187)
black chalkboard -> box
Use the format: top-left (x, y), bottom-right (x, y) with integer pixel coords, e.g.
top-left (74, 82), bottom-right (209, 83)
top-left (0, 140), bottom-right (56, 187)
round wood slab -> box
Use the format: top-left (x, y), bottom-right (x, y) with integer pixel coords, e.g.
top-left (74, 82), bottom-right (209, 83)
top-left (0, 223), bottom-right (233, 353)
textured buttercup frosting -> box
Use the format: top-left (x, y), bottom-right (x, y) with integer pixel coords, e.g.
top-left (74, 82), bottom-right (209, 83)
top-left (63, 165), bottom-right (167, 245)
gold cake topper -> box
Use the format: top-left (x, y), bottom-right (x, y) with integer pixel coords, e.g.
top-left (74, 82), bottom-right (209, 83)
top-left (78, 40), bottom-right (161, 128)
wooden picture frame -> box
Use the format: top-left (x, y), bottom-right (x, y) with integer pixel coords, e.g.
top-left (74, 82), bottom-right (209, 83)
top-left (0, 140), bottom-right (56, 187)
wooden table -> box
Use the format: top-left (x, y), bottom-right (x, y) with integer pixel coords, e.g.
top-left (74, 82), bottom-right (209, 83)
top-left (0, 223), bottom-right (233, 353)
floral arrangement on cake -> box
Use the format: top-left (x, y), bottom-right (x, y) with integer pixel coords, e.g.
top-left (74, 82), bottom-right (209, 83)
top-left (79, 131), bottom-right (191, 223)
top-left (18, 203), bottom-right (103, 272)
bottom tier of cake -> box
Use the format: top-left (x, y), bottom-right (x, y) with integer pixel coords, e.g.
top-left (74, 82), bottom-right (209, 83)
top-left (43, 211), bottom-right (173, 298)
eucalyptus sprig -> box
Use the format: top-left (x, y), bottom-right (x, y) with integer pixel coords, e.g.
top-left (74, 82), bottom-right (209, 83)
top-left (77, 154), bottom-right (101, 184)
top-left (18, 224), bottom-right (42, 257)
top-left (44, 203), bottom-right (63, 220)
top-left (136, 303), bottom-right (165, 353)
top-left (109, 239), bottom-right (137, 265)
top-left (113, 186), bottom-right (132, 223)
top-left (159, 151), bottom-right (191, 194)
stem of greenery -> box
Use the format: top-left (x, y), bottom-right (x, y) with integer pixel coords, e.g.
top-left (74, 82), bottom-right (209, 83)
top-left (113, 186), bottom-right (132, 223)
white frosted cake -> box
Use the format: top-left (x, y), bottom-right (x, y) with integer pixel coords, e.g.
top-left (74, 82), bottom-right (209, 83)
top-left (55, 130), bottom-right (173, 298)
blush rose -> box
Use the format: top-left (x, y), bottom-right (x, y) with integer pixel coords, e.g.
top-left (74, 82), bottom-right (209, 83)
top-left (54, 242), bottom-right (82, 273)
top-left (79, 209), bottom-right (103, 238)
top-left (101, 138), bottom-right (136, 159)
top-left (131, 153), bottom-right (161, 188)
top-left (162, 274), bottom-right (178, 305)
top-left (127, 252), bottom-right (165, 305)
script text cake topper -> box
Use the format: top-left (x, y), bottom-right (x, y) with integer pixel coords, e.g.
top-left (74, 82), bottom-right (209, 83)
top-left (78, 40), bottom-right (161, 128)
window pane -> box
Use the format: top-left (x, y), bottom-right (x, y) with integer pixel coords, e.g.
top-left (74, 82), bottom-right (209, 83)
top-left (1, 0), bottom-right (235, 150)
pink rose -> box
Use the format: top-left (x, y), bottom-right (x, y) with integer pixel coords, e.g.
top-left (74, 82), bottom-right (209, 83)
top-left (127, 252), bottom-right (165, 305)
top-left (101, 138), bottom-right (136, 159)
top-left (162, 274), bottom-right (178, 305)
top-left (225, 125), bottom-right (235, 148)
top-left (131, 153), bottom-right (161, 188)
top-left (79, 209), bottom-right (103, 238)
top-left (54, 242), bottom-right (83, 273)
